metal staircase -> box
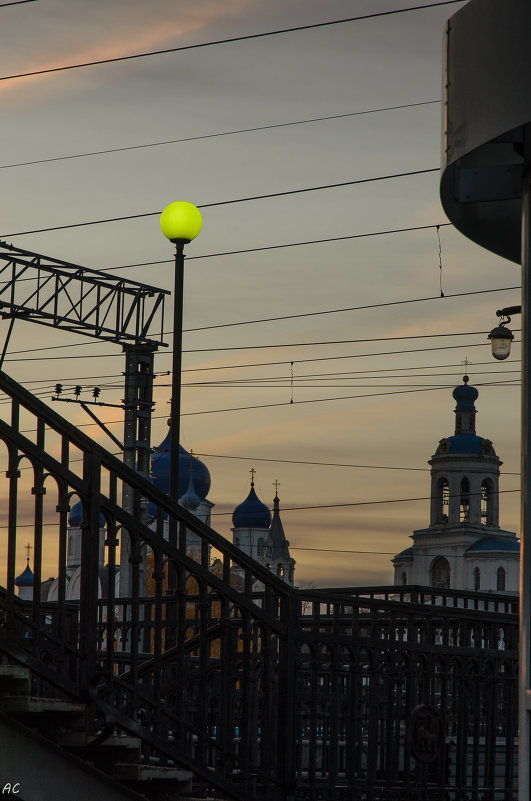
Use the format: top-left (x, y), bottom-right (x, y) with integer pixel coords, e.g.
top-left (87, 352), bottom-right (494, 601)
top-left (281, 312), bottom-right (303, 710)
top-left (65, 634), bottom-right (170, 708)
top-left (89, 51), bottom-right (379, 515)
top-left (0, 368), bottom-right (521, 800)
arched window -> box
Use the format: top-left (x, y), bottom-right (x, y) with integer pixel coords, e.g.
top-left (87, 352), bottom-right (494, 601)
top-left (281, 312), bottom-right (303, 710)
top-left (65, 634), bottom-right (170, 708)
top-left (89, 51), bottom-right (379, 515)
top-left (257, 538), bottom-right (266, 557)
top-left (430, 557), bottom-right (450, 589)
top-left (437, 477), bottom-right (450, 523)
top-left (481, 479), bottom-right (493, 526)
top-left (401, 571), bottom-right (407, 586)
top-left (474, 566), bottom-right (480, 592)
top-left (460, 477), bottom-right (470, 523)
top-left (497, 566), bottom-right (506, 592)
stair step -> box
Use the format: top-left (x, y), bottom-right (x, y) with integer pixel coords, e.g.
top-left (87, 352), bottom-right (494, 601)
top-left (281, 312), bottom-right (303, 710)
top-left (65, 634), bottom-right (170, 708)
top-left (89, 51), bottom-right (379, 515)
top-left (60, 731), bottom-right (141, 751)
top-left (0, 664), bottom-right (31, 693)
top-left (114, 764), bottom-right (193, 783)
top-left (2, 695), bottom-right (86, 716)
top-left (0, 664), bottom-right (31, 681)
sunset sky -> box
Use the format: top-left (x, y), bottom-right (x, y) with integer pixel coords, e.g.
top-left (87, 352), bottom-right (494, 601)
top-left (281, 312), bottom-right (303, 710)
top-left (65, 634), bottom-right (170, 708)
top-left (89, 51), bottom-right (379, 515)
top-left (0, 0), bottom-right (521, 587)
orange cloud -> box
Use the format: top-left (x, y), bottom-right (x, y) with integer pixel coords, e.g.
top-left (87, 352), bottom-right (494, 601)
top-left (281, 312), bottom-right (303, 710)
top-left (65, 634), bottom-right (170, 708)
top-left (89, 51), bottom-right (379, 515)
top-left (0, 0), bottom-right (255, 103)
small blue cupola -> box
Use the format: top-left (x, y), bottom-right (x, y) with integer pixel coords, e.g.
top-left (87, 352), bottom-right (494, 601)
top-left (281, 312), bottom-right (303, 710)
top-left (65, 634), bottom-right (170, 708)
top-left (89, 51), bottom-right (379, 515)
top-left (232, 476), bottom-right (271, 529)
top-left (15, 562), bottom-right (34, 588)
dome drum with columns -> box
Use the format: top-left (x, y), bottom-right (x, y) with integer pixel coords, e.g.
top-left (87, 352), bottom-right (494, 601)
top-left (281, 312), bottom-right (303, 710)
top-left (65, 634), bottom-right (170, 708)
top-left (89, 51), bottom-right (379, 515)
top-left (393, 377), bottom-right (519, 594)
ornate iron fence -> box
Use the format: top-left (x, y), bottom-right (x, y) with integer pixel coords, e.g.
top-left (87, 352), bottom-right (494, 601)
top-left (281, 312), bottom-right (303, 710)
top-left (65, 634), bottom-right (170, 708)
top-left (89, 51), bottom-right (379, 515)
top-left (0, 370), bottom-right (519, 800)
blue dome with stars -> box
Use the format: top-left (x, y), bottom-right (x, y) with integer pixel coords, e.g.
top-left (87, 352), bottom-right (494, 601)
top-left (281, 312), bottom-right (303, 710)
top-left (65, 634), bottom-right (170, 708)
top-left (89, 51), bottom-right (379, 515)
top-left (435, 434), bottom-right (496, 457)
top-left (232, 485), bottom-right (271, 529)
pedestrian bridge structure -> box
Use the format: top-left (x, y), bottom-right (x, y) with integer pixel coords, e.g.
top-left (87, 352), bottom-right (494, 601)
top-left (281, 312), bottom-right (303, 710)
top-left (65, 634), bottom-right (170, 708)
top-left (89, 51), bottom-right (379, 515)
top-left (0, 369), bottom-right (519, 800)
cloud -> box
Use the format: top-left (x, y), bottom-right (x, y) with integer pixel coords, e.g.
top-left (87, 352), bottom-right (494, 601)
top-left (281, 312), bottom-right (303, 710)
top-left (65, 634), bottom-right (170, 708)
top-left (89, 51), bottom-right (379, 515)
top-left (0, 0), bottom-right (255, 106)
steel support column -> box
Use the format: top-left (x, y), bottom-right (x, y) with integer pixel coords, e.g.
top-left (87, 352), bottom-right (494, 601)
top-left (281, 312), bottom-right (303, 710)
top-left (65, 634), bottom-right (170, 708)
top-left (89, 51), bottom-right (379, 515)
top-left (520, 168), bottom-right (531, 799)
top-left (119, 344), bottom-right (156, 597)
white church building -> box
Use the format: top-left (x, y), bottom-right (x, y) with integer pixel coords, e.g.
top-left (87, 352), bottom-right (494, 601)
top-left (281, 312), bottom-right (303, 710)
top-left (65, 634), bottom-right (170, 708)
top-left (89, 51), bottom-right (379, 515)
top-left (393, 376), bottom-right (519, 594)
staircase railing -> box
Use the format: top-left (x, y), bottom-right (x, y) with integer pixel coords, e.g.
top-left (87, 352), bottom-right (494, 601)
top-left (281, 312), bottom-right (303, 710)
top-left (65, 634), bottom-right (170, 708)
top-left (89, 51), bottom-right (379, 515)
top-left (0, 368), bottom-right (520, 801)
top-left (0, 369), bottom-right (294, 800)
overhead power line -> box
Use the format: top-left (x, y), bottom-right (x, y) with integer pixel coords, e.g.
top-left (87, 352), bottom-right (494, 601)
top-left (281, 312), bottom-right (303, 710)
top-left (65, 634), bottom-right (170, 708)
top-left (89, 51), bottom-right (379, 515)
top-left (210, 486), bottom-right (521, 516)
top-left (191, 451), bottom-right (520, 476)
top-left (0, 2), bottom-right (466, 83)
top-left (4, 337), bottom-right (514, 366)
top-left (43, 222), bottom-right (457, 273)
top-left (179, 380), bottom-right (519, 417)
top-left (0, 101), bottom-right (439, 171)
top-left (0, 0), bottom-right (37, 6)
top-left (165, 330), bottom-right (503, 355)
top-left (0, 168), bottom-right (438, 238)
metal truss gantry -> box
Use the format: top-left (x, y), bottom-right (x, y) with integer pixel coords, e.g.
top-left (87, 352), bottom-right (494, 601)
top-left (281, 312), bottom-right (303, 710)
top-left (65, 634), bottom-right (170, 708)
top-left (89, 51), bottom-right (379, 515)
top-left (0, 240), bottom-right (170, 593)
top-left (0, 240), bottom-right (167, 346)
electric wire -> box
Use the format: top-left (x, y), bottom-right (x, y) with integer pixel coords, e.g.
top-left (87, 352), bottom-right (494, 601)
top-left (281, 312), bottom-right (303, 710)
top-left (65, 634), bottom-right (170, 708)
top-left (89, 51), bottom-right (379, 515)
top-left (190, 451), bottom-right (520, 476)
top-left (0, 271), bottom-right (519, 356)
top-left (0, 168), bottom-right (439, 238)
top-left (209, 487), bottom-right (521, 516)
top-left (0, 2), bottom-right (466, 83)
top-left (1, 338), bottom-right (520, 366)
top-left (0, 101), bottom-right (440, 171)
top-left (0, 0), bottom-right (36, 6)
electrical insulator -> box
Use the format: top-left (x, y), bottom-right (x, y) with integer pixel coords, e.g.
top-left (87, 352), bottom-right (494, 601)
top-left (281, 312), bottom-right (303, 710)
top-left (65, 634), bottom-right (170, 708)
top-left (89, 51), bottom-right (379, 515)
top-left (93, 387), bottom-right (101, 399)
top-left (55, 384), bottom-right (63, 396)
top-left (74, 385), bottom-right (82, 397)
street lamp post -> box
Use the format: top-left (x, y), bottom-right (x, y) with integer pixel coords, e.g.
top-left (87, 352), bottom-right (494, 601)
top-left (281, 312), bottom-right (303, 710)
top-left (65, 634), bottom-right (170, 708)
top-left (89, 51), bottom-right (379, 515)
top-left (160, 201), bottom-right (202, 502)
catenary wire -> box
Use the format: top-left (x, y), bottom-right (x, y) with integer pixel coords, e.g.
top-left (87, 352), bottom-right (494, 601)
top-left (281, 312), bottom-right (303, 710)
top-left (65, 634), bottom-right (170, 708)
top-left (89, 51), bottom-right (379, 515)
top-left (0, 0), bottom-right (36, 6)
top-left (0, 168), bottom-right (438, 238)
top-left (8, 378), bottom-right (518, 416)
top-left (0, 101), bottom-right (440, 171)
top-left (15, 361), bottom-right (521, 389)
top-left (190, 451), bottom-right (520, 476)
top-left (101, 223), bottom-right (455, 272)
top-left (0, 3), bottom-right (466, 82)
top-left (0, 329), bottom-right (513, 361)
top-left (2, 338), bottom-right (520, 365)
top-left (209, 487), bottom-right (521, 516)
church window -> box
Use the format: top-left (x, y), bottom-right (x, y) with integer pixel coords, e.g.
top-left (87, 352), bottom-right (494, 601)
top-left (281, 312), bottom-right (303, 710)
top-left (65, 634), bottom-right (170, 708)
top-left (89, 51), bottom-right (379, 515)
top-left (257, 538), bottom-right (266, 557)
top-left (481, 479), bottom-right (493, 526)
top-left (497, 567), bottom-right (506, 592)
top-left (456, 414), bottom-right (462, 433)
top-left (68, 537), bottom-right (73, 557)
top-left (235, 537), bottom-right (240, 548)
top-left (474, 566), bottom-right (480, 591)
top-left (437, 478), bottom-right (450, 524)
top-left (460, 477), bottom-right (470, 523)
top-left (277, 563), bottom-right (284, 578)
top-left (401, 571), bottom-right (407, 586)
top-left (430, 557), bottom-right (450, 589)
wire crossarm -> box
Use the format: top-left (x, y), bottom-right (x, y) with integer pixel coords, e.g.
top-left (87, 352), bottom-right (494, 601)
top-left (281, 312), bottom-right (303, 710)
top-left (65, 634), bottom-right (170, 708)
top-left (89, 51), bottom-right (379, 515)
top-left (0, 241), bottom-right (168, 346)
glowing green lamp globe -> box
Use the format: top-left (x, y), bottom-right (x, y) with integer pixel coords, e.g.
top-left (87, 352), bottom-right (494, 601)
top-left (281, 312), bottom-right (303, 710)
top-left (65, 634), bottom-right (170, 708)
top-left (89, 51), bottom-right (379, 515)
top-left (160, 201), bottom-right (202, 244)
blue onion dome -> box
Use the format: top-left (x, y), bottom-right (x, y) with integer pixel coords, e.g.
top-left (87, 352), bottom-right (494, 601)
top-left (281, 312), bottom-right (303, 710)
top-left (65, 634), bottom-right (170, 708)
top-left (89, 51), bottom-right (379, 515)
top-left (452, 375), bottom-right (479, 410)
top-left (232, 483), bottom-right (272, 529)
top-left (15, 562), bottom-right (34, 587)
top-left (68, 500), bottom-right (106, 528)
top-left (150, 431), bottom-right (211, 501)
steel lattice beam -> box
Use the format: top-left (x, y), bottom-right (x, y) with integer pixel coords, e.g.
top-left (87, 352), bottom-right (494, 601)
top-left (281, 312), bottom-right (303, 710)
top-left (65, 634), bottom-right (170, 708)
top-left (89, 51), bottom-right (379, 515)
top-left (0, 241), bottom-right (168, 346)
